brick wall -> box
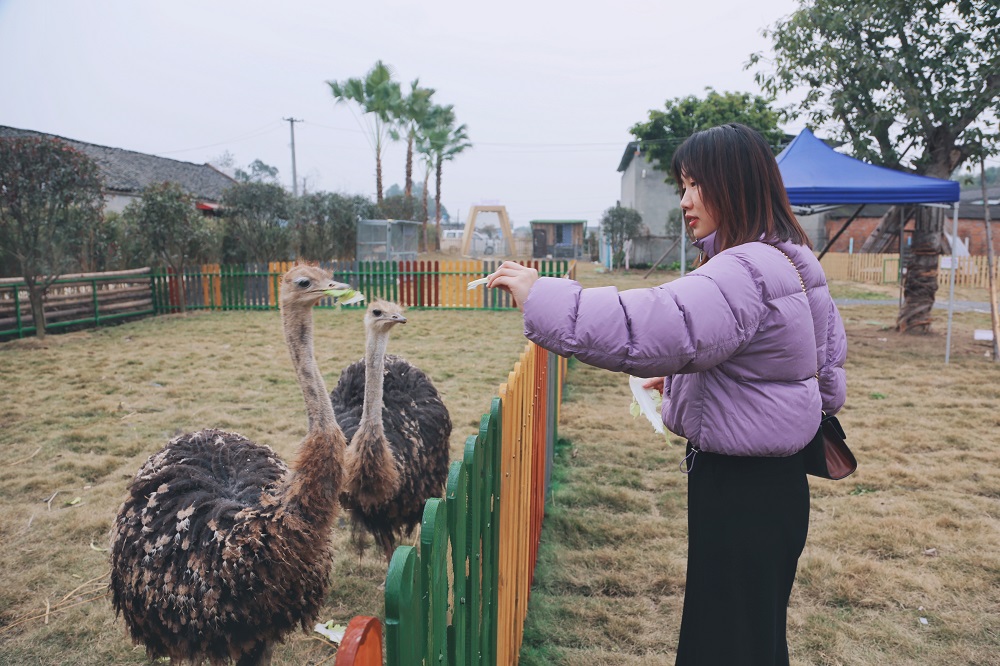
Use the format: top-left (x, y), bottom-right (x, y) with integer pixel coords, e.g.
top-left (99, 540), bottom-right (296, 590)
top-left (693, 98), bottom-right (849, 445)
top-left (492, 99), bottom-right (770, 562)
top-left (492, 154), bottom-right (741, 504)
top-left (824, 217), bottom-right (1000, 254)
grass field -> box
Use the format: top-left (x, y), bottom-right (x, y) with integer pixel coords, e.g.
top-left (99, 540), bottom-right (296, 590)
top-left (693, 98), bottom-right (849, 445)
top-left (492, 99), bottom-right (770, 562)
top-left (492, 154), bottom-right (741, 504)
top-left (1, 261), bottom-right (998, 665)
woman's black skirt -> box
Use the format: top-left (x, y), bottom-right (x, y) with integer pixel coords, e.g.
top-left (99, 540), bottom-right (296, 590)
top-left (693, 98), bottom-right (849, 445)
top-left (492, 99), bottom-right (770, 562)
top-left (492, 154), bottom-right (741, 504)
top-left (675, 445), bottom-right (810, 666)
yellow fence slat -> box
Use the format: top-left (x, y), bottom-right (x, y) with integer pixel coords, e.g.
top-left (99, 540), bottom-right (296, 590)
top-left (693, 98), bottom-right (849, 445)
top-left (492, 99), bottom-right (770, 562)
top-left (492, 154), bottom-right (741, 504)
top-left (200, 264), bottom-right (222, 309)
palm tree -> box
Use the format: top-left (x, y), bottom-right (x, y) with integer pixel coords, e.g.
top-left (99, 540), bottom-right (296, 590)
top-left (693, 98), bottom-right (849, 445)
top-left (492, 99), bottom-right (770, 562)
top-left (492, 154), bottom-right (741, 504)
top-left (415, 106), bottom-right (446, 250)
top-left (415, 148), bottom-right (434, 249)
top-left (327, 61), bottom-right (402, 204)
top-left (418, 105), bottom-right (472, 251)
top-left (394, 80), bottom-right (435, 203)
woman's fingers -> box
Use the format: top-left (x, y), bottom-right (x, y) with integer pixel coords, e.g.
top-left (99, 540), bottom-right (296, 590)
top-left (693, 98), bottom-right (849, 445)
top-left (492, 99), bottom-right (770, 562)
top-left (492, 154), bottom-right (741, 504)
top-left (485, 262), bottom-right (539, 310)
top-left (642, 377), bottom-right (665, 395)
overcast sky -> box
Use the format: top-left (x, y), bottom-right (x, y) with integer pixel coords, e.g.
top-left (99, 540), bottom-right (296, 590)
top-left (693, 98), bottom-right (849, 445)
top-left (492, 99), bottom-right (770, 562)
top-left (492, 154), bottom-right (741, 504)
top-left (0, 0), bottom-right (810, 228)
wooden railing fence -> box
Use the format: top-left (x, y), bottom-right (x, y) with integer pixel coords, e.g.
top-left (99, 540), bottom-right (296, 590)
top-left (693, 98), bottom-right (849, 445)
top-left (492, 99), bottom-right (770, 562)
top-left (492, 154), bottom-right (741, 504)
top-left (336, 342), bottom-right (566, 666)
top-left (0, 269), bottom-right (154, 338)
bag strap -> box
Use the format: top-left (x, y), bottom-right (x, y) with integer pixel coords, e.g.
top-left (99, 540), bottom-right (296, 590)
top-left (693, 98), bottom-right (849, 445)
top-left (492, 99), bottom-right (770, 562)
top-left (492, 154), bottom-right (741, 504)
top-left (766, 243), bottom-right (807, 295)
top-left (761, 243), bottom-right (819, 380)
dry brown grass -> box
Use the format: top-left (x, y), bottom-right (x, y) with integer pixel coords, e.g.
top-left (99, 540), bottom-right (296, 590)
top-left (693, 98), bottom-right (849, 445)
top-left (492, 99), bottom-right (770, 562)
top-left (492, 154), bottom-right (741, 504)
top-left (521, 264), bottom-right (1000, 665)
top-left (0, 305), bottom-right (527, 665)
top-left (1, 262), bottom-right (997, 665)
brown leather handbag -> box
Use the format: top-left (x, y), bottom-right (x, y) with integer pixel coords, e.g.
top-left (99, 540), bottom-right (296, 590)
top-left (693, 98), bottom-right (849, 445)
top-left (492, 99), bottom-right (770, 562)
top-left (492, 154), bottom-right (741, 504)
top-left (803, 414), bottom-right (857, 480)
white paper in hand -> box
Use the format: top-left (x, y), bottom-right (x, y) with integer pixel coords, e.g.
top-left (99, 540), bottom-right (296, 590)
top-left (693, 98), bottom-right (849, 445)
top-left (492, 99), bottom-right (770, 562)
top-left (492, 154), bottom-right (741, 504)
top-left (629, 375), bottom-right (665, 434)
top-left (467, 277), bottom-right (490, 290)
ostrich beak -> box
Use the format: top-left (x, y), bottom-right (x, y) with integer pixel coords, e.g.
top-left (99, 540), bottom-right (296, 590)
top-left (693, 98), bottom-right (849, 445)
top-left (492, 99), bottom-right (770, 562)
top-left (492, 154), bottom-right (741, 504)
top-left (392, 313), bottom-right (407, 324)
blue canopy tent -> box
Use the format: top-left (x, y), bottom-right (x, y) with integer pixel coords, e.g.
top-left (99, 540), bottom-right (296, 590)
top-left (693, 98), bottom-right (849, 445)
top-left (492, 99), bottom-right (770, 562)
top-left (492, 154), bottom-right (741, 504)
top-left (776, 128), bottom-right (964, 361)
top-left (777, 128), bottom-right (959, 207)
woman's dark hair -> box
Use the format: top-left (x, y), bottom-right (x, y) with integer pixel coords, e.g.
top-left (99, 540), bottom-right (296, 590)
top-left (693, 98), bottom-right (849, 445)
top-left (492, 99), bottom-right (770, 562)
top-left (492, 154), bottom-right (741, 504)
top-left (670, 123), bottom-right (810, 250)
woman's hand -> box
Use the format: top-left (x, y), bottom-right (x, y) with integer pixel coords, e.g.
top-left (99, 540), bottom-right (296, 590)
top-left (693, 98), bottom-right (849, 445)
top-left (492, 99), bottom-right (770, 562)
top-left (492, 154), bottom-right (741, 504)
top-left (642, 377), bottom-right (665, 396)
top-left (487, 261), bottom-right (539, 309)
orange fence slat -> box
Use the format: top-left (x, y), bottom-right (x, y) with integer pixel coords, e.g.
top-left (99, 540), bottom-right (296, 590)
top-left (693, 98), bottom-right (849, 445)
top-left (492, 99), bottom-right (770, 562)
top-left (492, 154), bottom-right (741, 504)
top-left (335, 616), bottom-right (383, 666)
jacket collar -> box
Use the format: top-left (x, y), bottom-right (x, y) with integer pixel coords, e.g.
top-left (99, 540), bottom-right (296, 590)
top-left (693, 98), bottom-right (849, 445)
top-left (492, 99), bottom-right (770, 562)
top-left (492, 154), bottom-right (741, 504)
top-left (692, 231), bottom-right (721, 259)
top-left (694, 231), bottom-right (788, 259)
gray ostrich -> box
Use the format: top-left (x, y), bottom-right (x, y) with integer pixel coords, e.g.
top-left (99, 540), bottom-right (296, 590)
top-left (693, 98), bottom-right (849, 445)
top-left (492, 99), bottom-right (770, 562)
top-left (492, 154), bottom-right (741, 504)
top-left (109, 265), bottom-right (355, 666)
top-left (331, 300), bottom-right (452, 561)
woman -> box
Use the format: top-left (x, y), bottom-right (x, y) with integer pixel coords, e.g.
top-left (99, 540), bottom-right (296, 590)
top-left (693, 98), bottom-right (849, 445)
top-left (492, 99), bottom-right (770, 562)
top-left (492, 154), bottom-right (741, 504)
top-left (488, 123), bottom-right (847, 665)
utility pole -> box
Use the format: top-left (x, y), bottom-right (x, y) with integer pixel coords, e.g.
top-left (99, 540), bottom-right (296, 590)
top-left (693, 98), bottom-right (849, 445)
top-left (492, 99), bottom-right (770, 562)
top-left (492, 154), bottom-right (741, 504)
top-left (283, 117), bottom-right (302, 196)
top-left (982, 159), bottom-right (999, 362)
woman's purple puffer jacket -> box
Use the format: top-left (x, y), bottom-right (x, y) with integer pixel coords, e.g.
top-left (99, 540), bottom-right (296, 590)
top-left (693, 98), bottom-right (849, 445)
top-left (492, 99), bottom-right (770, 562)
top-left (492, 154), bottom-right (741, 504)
top-left (522, 233), bottom-right (847, 456)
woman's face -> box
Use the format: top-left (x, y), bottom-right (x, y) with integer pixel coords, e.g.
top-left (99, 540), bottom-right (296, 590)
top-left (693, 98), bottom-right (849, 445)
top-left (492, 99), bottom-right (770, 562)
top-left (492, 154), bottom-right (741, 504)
top-left (679, 173), bottom-right (718, 240)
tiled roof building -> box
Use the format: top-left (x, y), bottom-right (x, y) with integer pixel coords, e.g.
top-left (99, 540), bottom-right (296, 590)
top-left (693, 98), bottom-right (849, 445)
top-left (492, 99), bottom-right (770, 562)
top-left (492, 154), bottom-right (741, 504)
top-left (0, 125), bottom-right (236, 212)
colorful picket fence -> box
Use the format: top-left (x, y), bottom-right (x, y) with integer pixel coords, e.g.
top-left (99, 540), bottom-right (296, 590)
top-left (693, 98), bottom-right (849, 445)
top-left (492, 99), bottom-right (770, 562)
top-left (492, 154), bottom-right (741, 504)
top-left (335, 342), bottom-right (566, 666)
top-left (150, 260), bottom-right (576, 314)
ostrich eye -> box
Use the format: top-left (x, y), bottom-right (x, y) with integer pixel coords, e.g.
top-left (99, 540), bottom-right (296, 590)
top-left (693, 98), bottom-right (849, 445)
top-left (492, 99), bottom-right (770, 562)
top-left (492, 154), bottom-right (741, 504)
top-left (372, 309), bottom-right (383, 317)
top-left (294, 277), bottom-right (310, 288)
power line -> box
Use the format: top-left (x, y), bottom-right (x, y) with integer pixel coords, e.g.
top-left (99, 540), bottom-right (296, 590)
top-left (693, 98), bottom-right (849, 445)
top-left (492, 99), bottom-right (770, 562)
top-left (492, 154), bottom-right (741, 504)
top-left (152, 122), bottom-right (283, 156)
top-left (475, 140), bottom-right (624, 147)
top-left (301, 120), bottom-right (365, 135)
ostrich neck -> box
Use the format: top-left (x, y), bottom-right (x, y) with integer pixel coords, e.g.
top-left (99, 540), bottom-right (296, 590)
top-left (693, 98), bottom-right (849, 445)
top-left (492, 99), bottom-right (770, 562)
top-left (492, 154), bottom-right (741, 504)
top-left (283, 306), bottom-right (338, 433)
top-left (278, 303), bottom-right (345, 523)
top-left (359, 330), bottom-right (390, 437)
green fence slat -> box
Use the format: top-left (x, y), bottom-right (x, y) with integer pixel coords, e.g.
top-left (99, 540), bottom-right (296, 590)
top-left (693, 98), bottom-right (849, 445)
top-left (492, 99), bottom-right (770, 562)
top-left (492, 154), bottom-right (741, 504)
top-left (91, 278), bottom-right (99, 324)
top-left (464, 433), bottom-right (484, 665)
top-left (386, 545), bottom-right (424, 666)
top-left (446, 460), bottom-right (470, 666)
top-left (149, 273), bottom-right (158, 314)
top-left (421, 498), bottom-right (449, 666)
top-left (390, 260), bottom-right (399, 303)
top-left (220, 266), bottom-right (229, 310)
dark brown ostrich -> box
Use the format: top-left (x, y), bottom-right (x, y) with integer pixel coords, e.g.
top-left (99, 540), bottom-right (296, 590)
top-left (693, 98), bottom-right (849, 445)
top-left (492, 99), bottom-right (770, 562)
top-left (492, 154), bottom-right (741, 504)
top-left (331, 300), bottom-right (452, 561)
top-left (109, 265), bottom-right (356, 666)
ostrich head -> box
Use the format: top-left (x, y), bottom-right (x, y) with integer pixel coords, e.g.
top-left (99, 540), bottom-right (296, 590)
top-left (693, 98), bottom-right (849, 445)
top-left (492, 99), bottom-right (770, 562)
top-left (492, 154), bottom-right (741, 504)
top-left (280, 265), bottom-right (356, 309)
top-left (364, 300), bottom-right (407, 333)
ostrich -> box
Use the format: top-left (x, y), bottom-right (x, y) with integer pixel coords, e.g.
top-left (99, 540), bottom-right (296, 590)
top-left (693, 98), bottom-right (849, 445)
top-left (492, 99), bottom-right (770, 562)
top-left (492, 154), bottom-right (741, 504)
top-left (331, 300), bottom-right (452, 562)
top-left (109, 265), bottom-right (357, 666)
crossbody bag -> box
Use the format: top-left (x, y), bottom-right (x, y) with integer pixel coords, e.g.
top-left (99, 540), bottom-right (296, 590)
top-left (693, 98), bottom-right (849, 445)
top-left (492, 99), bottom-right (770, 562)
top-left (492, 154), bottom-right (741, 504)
top-left (765, 243), bottom-right (857, 480)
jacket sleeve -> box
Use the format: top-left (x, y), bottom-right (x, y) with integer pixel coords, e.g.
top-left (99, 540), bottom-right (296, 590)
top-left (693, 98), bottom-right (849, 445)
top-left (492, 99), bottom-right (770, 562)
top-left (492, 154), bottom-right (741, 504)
top-left (521, 256), bottom-right (767, 378)
top-left (819, 299), bottom-right (847, 414)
